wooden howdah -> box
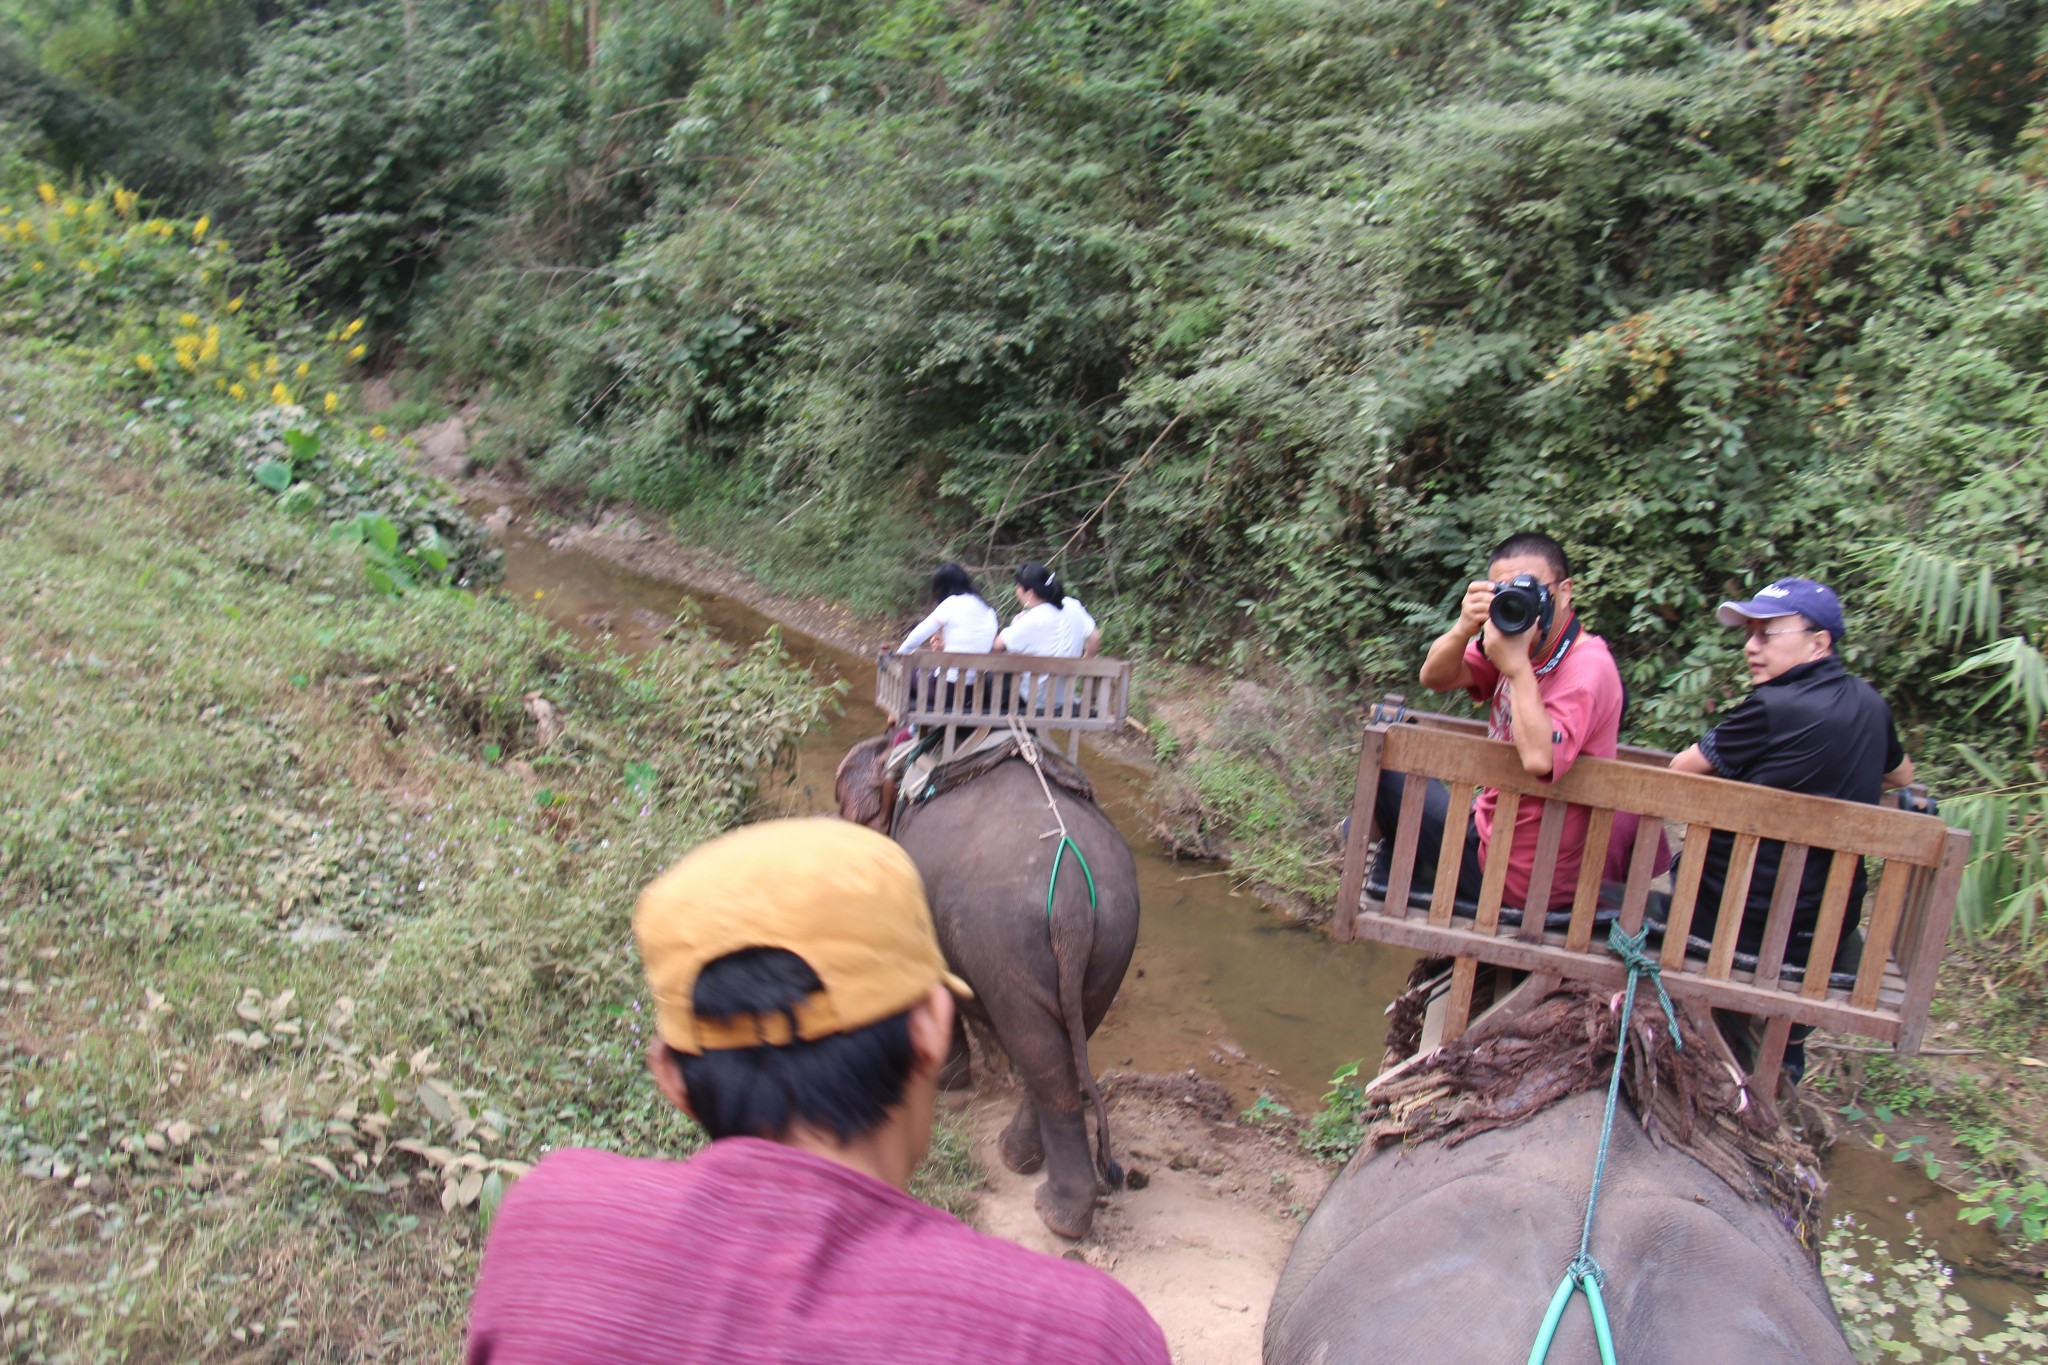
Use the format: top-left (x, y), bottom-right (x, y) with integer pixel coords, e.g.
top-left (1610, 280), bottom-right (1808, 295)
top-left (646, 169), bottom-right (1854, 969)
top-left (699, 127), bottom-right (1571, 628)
top-left (1338, 698), bottom-right (1970, 1099)
top-left (875, 651), bottom-right (1132, 759)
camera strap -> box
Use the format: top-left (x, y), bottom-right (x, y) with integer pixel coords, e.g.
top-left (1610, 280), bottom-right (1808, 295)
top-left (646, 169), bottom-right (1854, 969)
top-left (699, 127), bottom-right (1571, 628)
top-left (1531, 612), bottom-right (1582, 680)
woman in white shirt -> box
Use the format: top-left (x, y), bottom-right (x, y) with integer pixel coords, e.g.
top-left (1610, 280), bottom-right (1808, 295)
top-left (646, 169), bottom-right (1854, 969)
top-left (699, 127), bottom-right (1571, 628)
top-left (897, 563), bottom-right (998, 718)
top-left (898, 562), bottom-right (999, 657)
top-left (993, 561), bottom-right (1080, 657)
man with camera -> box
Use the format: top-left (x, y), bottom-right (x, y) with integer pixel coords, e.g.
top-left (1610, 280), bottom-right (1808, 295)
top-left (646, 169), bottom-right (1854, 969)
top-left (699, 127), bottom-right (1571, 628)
top-left (1371, 531), bottom-right (1625, 912)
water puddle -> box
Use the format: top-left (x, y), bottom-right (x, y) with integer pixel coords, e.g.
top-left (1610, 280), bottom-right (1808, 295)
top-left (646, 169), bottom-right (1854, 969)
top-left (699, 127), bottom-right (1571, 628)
top-left (482, 504), bottom-right (2037, 1327)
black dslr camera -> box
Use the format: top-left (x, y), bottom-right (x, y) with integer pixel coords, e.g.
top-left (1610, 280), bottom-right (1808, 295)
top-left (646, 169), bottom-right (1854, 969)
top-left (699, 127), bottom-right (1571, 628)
top-left (1488, 573), bottom-right (1554, 638)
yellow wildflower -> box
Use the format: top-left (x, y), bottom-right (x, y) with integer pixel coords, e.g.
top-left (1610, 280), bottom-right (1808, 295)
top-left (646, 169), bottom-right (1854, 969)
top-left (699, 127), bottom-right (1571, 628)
top-left (370, 425), bottom-right (388, 439)
top-left (246, 363), bottom-right (262, 381)
top-left (340, 317), bottom-right (364, 341)
top-left (36, 182), bottom-right (56, 206)
top-left (347, 343), bottom-right (367, 362)
top-left (229, 382), bottom-right (247, 400)
top-left (264, 355), bottom-right (280, 377)
top-left (294, 361), bottom-right (310, 378)
top-left (271, 383), bottom-right (292, 406)
top-left (113, 188), bottom-right (137, 218)
top-left (82, 201), bottom-right (100, 219)
top-left (135, 354), bottom-right (157, 374)
top-left (13, 220), bottom-right (31, 240)
top-left (30, 262), bottom-right (42, 273)
top-left (75, 259), bottom-right (96, 274)
top-left (323, 392), bottom-right (339, 412)
top-left (192, 215), bottom-right (209, 242)
top-left (178, 312), bottom-right (199, 328)
top-left (226, 295), bottom-right (244, 313)
top-left (199, 334), bottom-right (218, 364)
top-left (61, 201), bottom-right (78, 218)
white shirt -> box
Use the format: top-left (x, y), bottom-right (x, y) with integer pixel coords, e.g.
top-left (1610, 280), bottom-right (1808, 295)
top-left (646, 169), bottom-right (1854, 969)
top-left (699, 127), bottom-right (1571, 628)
top-left (999, 601), bottom-right (1079, 658)
top-left (898, 594), bottom-right (999, 656)
top-left (1061, 596), bottom-right (1098, 653)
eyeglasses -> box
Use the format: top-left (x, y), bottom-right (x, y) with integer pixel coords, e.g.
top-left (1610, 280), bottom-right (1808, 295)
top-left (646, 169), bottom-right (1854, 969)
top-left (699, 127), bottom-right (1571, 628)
top-left (1747, 625), bottom-right (1818, 639)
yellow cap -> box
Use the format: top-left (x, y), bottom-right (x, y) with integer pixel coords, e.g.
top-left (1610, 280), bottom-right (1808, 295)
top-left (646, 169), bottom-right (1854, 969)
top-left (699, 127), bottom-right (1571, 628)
top-left (634, 818), bottom-right (970, 1054)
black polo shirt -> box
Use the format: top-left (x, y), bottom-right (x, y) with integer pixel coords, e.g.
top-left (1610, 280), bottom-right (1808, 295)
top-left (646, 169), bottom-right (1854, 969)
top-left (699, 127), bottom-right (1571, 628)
top-left (1690, 655), bottom-right (1906, 961)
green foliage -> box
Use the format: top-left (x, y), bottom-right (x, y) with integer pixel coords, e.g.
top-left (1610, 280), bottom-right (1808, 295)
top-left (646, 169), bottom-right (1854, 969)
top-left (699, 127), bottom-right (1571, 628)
top-left (19, 0), bottom-right (2048, 937)
top-left (1301, 1060), bottom-right (1368, 1164)
top-left (0, 345), bottom-right (835, 1359)
top-left (228, 1), bottom-right (524, 321)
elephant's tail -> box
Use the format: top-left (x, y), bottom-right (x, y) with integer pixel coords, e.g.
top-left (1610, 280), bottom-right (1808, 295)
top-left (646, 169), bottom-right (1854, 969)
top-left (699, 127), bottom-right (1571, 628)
top-left (1049, 832), bottom-right (1123, 1194)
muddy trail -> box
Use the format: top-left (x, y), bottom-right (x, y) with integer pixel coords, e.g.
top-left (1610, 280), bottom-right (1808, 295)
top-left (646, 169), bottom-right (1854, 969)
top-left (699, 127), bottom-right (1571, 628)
top-left (463, 477), bottom-right (2030, 1353)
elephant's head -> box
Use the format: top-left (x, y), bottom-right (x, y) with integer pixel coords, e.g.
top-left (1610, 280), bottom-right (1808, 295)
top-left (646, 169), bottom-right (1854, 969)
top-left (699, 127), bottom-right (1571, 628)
top-left (834, 734), bottom-right (897, 833)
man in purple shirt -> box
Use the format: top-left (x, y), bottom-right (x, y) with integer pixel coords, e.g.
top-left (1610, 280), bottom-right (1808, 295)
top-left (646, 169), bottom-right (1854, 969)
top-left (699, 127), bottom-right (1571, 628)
top-left (466, 817), bottom-right (1171, 1365)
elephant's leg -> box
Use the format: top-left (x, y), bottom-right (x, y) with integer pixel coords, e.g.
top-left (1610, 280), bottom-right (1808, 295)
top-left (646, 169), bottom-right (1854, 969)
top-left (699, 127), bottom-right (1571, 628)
top-left (998, 1095), bottom-right (1044, 1174)
top-left (1031, 1099), bottom-right (1097, 1240)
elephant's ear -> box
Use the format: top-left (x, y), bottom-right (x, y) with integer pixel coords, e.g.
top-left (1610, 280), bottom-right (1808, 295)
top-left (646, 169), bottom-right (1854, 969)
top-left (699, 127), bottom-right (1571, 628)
top-left (835, 736), bottom-right (895, 833)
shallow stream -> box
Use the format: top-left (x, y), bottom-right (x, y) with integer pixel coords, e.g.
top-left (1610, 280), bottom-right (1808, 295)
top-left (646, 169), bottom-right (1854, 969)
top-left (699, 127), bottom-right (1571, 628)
top-left (483, 506), bottom-right (2029, 1328)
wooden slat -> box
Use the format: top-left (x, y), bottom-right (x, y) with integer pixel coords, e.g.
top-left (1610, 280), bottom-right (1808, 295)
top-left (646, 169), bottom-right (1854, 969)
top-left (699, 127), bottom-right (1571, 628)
top-left (1381, 776), bottom-right (1429, 921)
top-left (1428, 796), bottom-right (1474, 929)
top-left (1565, 806), bottom-right (1615, 952)
top-left (1354, 914), bottom-right (1907, 1039)
top-left (1520, 798), bottom-right (1567, 937)
top-left (1706, 833), bottom-right (1760, 980)
top-left (1618, 813), bottom-right (1661, 934)
top-left (1801, 853), bottom-right (1861, 1001)
top-left (1332, 728), bottom-right (1387, 945)
top-left (1473, 792), bottom-right (1521, 930)
top-left (1897, 830), bottom-right (1970, 1053)
top-left (1752, 1018), bottom-right (1793, 1101)
top-left (1658, 823), bottom-right (1712, 971)
top-left (1852, 861), bottom-right (1916, 1010)
top-left (1378, 726), bottom-right (1948, 865)
top-left (1444, 960), bottom-right (1479, 1044)
top-left (1753, 844), bottom-right (1810, 991)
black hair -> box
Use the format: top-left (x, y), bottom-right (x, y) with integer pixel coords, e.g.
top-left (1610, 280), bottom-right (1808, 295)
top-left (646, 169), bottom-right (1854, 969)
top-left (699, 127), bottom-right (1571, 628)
top-left (930, 561), bottom-right (977, 604)
top-left (1487, 531), bottom-right (1572, 582)
top-left (1013, 560), bottom-right (1066, 608)
top-left (672, 947), bottom-right (914, 1143)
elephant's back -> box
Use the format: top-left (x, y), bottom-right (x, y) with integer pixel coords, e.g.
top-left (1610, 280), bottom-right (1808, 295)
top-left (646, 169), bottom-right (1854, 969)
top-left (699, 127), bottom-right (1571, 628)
top-left (1266, 1091), bottom-right (1854, 1365)
top-left (897, 759), bottom-right (1138, 982)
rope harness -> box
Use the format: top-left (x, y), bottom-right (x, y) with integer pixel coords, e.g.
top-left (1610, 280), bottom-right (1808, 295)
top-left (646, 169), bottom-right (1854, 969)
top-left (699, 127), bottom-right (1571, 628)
top-left (1007, 717), bottom-right (1098, 917)
top-left (1526, 923), bottom-right (1682, 1365)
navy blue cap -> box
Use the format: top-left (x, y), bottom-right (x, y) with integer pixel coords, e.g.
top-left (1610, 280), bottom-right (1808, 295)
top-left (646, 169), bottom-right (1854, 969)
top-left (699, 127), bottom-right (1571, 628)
top-left (1717, 577), bottom-right (1846, 641)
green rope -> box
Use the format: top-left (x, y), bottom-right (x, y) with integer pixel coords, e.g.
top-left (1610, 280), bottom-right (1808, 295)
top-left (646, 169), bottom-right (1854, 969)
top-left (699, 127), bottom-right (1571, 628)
top-left (1046, 835), bottom-right (1098, 918)
top-left (1525, 923), bottom-right (1683, 1365)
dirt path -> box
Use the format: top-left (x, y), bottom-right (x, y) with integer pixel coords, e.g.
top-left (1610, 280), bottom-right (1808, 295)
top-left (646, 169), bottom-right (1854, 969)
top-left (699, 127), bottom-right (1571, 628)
top-left (949, 1074), bottom-right (1327, 1364)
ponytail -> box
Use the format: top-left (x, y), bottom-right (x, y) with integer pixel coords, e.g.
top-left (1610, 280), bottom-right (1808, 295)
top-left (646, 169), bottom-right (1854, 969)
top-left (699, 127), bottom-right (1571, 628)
top-left (1014, 561), bottom-right (1065, 608)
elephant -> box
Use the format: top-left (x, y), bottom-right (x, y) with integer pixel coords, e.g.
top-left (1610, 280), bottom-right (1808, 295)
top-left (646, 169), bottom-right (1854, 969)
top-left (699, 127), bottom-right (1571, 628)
top-left (1264, 1086), bottom-right (1856, 1363)
top-left (836, 732), bottom-right (1140, 1240)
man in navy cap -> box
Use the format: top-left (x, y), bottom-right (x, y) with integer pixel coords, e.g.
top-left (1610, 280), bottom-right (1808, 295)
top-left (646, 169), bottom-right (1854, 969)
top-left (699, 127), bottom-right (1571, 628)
top-left (1669, 578), bottom-right (1914, 1078)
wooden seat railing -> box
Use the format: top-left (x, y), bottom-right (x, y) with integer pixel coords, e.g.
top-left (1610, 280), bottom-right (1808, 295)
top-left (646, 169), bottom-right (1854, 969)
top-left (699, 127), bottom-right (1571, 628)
top-left (876, 650), bottom-right (1132, 759)
top-left (1335, 703), bottom-right (1970, 1098)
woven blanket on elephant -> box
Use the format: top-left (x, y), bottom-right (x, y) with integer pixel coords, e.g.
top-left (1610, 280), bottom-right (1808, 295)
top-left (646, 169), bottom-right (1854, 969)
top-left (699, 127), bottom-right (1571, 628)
top-left (919, 735), bottom-right (1096, 807)
top-left (1359, 980), bottom-right (1825, 1244)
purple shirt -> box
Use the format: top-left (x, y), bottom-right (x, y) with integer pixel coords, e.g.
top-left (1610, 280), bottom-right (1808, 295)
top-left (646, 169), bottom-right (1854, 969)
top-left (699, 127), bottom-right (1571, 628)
top-left (466, 1139), bottom-right (1171, 1365)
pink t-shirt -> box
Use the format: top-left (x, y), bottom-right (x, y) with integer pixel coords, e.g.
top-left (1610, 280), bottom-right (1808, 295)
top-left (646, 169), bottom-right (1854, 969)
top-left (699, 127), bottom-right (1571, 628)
top-left (466, 1140), bottom-right (1171, 1365)
top-left (1462, 630), bottom-right (1624, 909)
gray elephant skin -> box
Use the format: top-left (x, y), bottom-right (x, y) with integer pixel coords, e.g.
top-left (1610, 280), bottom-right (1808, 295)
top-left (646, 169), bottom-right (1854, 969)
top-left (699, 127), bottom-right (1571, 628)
top-left (836, 735), bottom-right (1140, 1239)
top-left (1265, 1090), bottom-right (1855, 1364)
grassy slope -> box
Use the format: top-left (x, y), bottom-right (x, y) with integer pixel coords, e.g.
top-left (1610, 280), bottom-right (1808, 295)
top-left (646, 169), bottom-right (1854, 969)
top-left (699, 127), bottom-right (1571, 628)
top-left (0, 351), bottom-right (970, 1359)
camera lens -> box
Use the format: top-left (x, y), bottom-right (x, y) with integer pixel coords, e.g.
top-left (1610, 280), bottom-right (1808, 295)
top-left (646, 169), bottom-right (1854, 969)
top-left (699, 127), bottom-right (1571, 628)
top-left (1489, 581), bottom-right (1540, 635)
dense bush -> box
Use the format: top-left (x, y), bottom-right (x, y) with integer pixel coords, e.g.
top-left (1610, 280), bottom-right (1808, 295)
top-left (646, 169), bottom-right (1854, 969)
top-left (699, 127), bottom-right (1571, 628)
top-left (227, 0), bottom-right (522, 321)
